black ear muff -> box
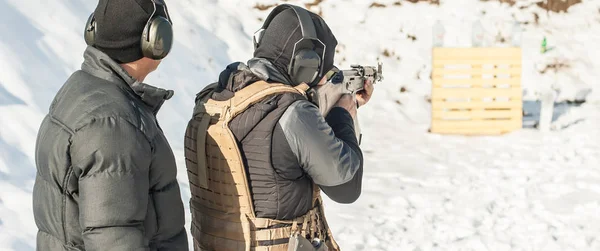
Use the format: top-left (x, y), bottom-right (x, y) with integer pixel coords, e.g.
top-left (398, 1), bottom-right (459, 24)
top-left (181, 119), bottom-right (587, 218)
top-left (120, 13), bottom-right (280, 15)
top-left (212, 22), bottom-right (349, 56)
top-left (254, 4), bottom-right (326, 86)
top-left (141, 16), bottom-right (173, 60)
top-left (289, 49), bottom-right (321, 85)
top-left (84, 13), bottom-right (96, 46)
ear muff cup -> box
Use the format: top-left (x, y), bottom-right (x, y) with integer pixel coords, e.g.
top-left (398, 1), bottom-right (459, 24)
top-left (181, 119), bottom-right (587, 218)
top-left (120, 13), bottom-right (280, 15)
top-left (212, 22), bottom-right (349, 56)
top-left (83, 12), bottom-right (173, 60)
top-left (84, 13), bottom-right (96, 46)
top-left (141, 16), bottom-right (173, 60)
top-left (288, 49), bottom-right (321, 85)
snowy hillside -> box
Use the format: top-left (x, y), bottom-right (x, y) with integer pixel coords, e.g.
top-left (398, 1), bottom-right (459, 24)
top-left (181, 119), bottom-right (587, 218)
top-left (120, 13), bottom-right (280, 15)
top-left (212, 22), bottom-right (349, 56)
top-left (1, 0), bottom-right (599, 250)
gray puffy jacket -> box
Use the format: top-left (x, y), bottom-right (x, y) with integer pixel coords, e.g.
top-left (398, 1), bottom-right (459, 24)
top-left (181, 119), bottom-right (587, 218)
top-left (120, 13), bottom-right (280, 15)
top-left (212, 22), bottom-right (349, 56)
top-left (33, 46), bottom-right (188, 251)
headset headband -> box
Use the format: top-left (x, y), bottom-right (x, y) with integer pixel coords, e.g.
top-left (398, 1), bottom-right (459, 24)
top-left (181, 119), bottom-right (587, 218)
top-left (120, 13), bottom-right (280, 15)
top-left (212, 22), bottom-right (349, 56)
top-left (143, 0), bottom-right (172, 42)
top-left (151, 0), bottom-right (172, 23)
top-left (260, 4), bottom-right (318, 40)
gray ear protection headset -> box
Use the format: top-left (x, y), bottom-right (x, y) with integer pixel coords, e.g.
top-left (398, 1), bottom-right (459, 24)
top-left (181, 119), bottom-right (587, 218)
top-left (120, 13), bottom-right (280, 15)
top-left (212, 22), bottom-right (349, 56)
top-left (84, 0), bottom-right (174, 60)
top-left (253, 4), bottom-right (326, 86)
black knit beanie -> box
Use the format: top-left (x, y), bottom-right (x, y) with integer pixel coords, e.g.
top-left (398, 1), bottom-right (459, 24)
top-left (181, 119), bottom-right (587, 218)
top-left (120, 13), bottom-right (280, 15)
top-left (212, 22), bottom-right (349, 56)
top-left (254, 8), bottom-right (338, 83)
top-left (92, 0), bottom-right (170, 63)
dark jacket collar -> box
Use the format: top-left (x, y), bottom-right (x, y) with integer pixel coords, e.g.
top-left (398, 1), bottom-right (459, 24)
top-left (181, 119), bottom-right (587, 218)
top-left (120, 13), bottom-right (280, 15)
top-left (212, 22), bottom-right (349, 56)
top-left (81, 46), bottom-right (173, 113)
top-left (216, 58), bottom-right (292, 90)
top-left (210, 58), bottom-right (293, 102)
top-left (247, 58), bottom-right (294, 85)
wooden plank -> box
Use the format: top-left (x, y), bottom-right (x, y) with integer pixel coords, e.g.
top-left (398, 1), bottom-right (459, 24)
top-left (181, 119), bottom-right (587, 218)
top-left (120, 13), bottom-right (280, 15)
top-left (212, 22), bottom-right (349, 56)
top-left (432, 109), bottom-right (522, 120)
top-left (433, 47), bottom-right (522, 60)
top-left (432, 87), bottom-right (521, 99)
top-left (432, 67), bottom-right (521, 76)
top-left (429, 47), bottom-right (523, 135)
top-left (431, 119), bottom-right (522, 131)
top-left (431, 100), bottom-right (522, 109)
top-left (433, 59), bottom-right (522, 66)
top-left (432, 78), bottom-right (521, 87)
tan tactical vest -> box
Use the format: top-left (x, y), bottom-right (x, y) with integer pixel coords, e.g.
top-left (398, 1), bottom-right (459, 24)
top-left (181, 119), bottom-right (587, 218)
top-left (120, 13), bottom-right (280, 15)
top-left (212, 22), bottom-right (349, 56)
top-left (184, 81), bottom-right (340, 251)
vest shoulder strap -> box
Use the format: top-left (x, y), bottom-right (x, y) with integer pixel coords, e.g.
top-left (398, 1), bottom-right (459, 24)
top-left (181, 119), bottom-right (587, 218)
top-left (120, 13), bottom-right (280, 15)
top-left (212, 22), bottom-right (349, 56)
top-left (229, 81), bottom-right (309, 121)
top-left (202, 81), bottom-right (310, 123)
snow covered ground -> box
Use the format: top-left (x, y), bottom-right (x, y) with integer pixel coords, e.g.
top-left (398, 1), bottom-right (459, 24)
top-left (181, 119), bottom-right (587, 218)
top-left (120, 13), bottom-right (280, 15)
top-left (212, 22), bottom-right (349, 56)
top-left (324, 102), bottom-right (600, 251)
top-left (1, 0), bottom-right (599, 250)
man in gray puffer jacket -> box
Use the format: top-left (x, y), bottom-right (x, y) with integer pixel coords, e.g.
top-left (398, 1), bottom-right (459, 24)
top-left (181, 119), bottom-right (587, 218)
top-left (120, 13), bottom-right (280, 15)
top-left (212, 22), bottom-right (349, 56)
top-left (33, 0), bottom-right (187, 250)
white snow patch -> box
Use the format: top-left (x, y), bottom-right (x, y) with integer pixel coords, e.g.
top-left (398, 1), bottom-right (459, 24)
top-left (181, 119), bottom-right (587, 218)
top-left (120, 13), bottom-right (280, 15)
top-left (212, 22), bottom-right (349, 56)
top-left (1, 0), bottom-right (599, 250)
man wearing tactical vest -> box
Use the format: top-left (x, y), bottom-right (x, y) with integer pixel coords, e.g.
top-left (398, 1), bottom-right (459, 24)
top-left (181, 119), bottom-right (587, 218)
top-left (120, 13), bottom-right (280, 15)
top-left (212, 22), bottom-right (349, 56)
top-left (185, 4), bottom-right (373, 251)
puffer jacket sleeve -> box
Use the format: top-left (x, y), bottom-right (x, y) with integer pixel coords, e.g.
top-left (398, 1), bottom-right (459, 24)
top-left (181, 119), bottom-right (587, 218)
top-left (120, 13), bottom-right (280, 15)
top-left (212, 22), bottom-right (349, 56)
top-left (278, 100), bottom-right (363, 203)
top-left (70, 116), bottom-right (152, 251)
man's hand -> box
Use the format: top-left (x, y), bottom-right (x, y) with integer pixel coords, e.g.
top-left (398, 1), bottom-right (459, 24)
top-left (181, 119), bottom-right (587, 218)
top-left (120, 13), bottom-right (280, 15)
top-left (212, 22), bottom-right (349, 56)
top-left (356, 79), bottom-right (374, 108)
top-left (335, 94), bottom-right (357, 119)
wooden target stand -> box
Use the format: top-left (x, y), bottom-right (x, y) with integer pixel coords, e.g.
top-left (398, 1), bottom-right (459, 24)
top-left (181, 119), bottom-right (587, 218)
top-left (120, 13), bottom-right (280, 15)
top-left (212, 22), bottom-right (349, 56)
top-left (431, 47), bottom-right (523, 135)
